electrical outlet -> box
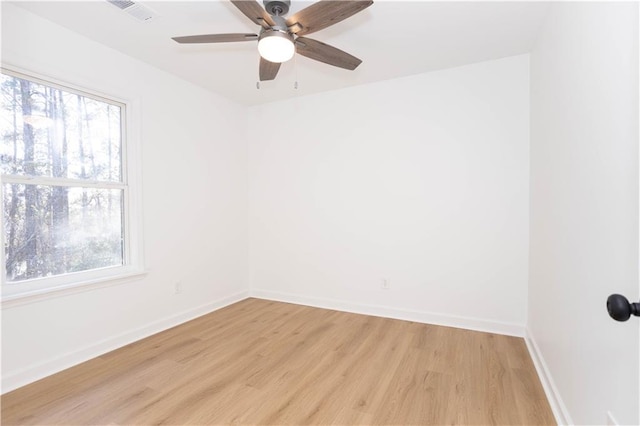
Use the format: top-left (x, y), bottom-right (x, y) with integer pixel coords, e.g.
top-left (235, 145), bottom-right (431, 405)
top-left (382, 278), bottom-right (390, 290)
top-left (174, 281), bottom-right (183, 295)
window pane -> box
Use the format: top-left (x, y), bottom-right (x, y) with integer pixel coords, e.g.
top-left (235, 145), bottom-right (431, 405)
top-left (3, 183), bottom-right (124, 282)
top-left (0, 73), bottom-right (122, 182)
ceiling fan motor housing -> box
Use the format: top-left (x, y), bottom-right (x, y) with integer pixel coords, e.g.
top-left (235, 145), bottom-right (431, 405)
top-left (264, 0), bottom-right (290, 16)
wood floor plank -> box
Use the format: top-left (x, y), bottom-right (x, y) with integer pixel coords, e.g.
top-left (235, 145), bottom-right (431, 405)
top-left (1, 298), bottom-right (556, 425)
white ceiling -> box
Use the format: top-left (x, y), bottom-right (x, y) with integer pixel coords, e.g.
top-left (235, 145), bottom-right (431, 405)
top-left (12, 1), bottom-right (550, 105)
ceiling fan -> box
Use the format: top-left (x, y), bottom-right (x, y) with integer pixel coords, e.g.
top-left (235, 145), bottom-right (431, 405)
top-left (172, 0), bottom-right (373, 81)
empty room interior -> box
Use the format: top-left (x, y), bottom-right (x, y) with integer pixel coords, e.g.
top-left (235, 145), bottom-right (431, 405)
top-left (1, 1), bottom-right (639, 425)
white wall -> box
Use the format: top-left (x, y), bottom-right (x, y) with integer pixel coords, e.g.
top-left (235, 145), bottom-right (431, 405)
top-left (6, 6), bottom-right (636, 423)
top-left (248, 55), bottom-right (530, 335)
top-left (528, 2), bottom-right (639, 425)
top-left (1, 4), bottom-right (249, 392)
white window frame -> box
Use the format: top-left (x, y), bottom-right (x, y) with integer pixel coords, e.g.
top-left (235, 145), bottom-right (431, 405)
top-left (1, 66), bottom-right (145, 307)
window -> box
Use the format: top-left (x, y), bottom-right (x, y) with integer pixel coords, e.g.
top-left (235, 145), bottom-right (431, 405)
top-left (1, 68), bottom-right (143, 302)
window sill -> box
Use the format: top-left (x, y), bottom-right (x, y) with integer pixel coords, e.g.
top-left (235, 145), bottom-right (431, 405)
top-left (1, 269), bottom-right (148, 309)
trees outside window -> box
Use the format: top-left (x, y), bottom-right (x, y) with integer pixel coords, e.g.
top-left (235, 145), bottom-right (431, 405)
top-left (1, 70), bottom-right (131, 289)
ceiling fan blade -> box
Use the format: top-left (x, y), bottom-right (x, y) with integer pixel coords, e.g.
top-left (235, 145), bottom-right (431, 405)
top-left (172, 33), bottom-right (258, 44)
top-left (230, 0), bottom-right (275, 28)
top-left (286, 0), bottom-right (373, 36)
top-left (259, 57), bottom-right (281, 81)
top-left (295, 37), bottom-right (362, 70)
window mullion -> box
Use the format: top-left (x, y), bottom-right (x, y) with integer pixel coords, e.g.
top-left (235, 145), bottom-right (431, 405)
top-left (1, 174), bottom-right (126, 190)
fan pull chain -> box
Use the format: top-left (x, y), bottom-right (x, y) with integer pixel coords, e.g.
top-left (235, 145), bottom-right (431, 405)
top-left (256, 50), bottom-right (261, 90)
top-left (294, 53), bottom-right (299, 90)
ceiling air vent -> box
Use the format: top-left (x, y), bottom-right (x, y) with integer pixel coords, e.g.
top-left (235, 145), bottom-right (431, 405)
top-left (107, 0), bottom-right (158, 22)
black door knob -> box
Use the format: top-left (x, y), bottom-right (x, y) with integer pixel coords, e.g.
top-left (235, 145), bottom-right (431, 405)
top-left (607, 294), bottom-right (640, 322)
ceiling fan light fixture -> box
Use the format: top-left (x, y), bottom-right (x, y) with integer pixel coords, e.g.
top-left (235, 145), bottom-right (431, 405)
top-left (258, 30), bottom-right (295, 63)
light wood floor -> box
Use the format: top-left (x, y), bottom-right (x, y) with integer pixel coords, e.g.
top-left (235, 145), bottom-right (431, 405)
top-left (2, 298), bottom-right (555, 425)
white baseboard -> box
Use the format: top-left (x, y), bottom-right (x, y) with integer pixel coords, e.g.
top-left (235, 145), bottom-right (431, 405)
top-left (1, 290), bottom-right (249, 394)
top-left (2, 289), bottom-right (532, 396)
top-left (524, 327), bottom-right (573, 425)
top-left (250, 289), bottom-right (525, 337)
